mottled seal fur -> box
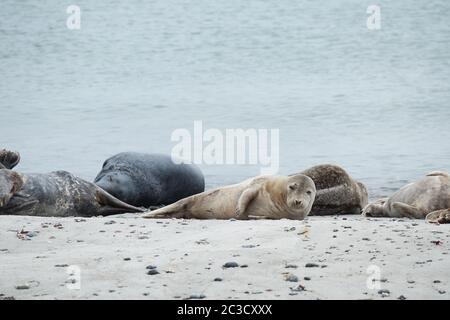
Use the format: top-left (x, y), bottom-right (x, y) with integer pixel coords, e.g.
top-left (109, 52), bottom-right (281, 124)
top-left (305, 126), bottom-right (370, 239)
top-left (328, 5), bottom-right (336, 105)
top-left (94, 152), bottom-right (205, 208)
top-left (142, 174), bottom-right (316, 220)
top-left (0, 150), bottom-right (143, 217)
top-left (295, 164), bottom-right (368, 215)
top-left (362, 171), bottom-right (450, 223)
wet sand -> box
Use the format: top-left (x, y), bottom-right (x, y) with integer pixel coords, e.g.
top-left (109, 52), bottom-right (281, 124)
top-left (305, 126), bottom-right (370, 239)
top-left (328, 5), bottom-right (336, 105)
top-left (0, 215), bottom-right (448, 300)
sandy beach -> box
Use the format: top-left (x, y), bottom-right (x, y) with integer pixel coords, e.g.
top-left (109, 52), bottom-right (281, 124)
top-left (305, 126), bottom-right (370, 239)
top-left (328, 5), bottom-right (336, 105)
top-left (0, 214), bottom-right (448, 300)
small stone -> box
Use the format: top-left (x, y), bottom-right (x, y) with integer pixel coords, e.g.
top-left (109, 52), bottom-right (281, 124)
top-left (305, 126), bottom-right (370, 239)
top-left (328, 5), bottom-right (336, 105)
top-left (240, 264), bottom-right (248, 268)
top-left (362, 238), bottom-right (370, 241)
top-left (285, 264), bottom-right (298, 269)
top-left (54, 264), bottom-right (69, 267)
top-left (397, 295), bottom-right (407, 300)
top-left (123, 257), bottom-right (131, 261)
top-left (188, 294), bottom-right (206, 299)
top-left (15, 285), bottom-right (30, 290)
top-left (438, 290), bottom-right (446, 294)
top-left (147, 269), bottom-right (160, 275)
top-left (433, 280), bottom-right (441, 283)
top-left (223, 262), bottom-right (239, 268)
top-left (305, 263), bottom-right (319, 268)
top-left (146, 265), bottom-right (157, 270)
top-left (105, 221), bottom-right (116, 225)
top-left (214, 278), bottom-right (223, 282)
top-left (304, 277), bottom-right (311, 281)
top-left (378, 289), bottom-right (390, 297)
top-left (285, 274), bottom-right (299, 282)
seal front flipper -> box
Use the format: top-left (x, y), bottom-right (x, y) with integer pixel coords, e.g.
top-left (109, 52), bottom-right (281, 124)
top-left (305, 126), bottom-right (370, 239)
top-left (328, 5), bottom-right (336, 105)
top-left (95, 188), bottom-right (144, 215)
top-left (0, 170), bottom-right (24, 208)
top-left (390, 202), bottom-right (425, 219)
top-left (426, 209), bottom-right (450, 224)
top-left (235, 187), bottom-right (259, 219)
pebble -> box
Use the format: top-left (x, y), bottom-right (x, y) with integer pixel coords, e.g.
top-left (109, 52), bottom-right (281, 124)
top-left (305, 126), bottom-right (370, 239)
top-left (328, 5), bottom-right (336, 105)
top-left (240, 264), bottom-right (248, 268)
top-left (397, 295), bottom-right (407, 300)
top-left (188, 294), bottom-right (206, 299)
top-left (214, 278), bottom-right (223, 282)
top-left (305, 263), bottom-right (319, 268)
top-left (378, 289), bottom-right (390, 297)
top-left (285, 274), bottom-right (299, 282)
top-left (147, 269), bottom-right (160, 275)
top-left (285, 264), bottom-right (298, 269)
top-left (123, 258), bottom-right (131, 261)
top-left (146, 265), bottom-right (157, 270)
top-left (223, 262), bottom-right (239, 268)
top-left (15, 285), bottom-right (30, 290)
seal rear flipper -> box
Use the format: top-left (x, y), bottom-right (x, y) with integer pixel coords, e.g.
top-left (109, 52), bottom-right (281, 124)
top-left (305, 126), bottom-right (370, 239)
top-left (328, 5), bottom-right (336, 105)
top-left (142, 201), bottom-right (188, 219)
top-left (426, 209), bottom-right (450, 224)
top-left (235, 187), bottom-right (259, 219)
top-left (95, 189), bottom-right (144, 215)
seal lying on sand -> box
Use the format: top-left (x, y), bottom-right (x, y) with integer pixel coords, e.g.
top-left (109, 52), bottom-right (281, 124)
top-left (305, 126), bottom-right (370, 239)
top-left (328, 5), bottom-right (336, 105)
top-left (143, 174), bottom-right (316, 220)
top-left (94, 152), bottom-right (205, 208)
top-left (0, 150), bottom-right (143, 217)
top-left (362, 171), bottom-right (450, 224)
top-left (295, 164), bottom-right (368, 215)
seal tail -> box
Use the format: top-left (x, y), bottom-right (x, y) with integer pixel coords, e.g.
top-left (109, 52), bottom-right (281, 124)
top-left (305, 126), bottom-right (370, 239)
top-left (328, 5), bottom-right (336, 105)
top-left (95, 188), bottom-right (144, 215)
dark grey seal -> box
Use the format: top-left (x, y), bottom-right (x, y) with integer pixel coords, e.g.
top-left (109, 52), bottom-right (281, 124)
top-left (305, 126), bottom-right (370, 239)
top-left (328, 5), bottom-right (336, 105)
top-left (94, 152), bottom-right (205, 208)
top-left (0, 150), bottom-right (143, 217)
top-left (294, 164), bottom-right (368, 215)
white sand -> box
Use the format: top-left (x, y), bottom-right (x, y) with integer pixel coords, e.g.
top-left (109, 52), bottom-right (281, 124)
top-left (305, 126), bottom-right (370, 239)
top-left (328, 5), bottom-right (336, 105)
top-left (0, 215), bottom-right (448, 300)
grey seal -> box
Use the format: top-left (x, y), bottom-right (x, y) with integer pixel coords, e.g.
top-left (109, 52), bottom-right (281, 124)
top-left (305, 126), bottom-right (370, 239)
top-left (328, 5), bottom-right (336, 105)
top-left (143, 174), bottom-right (316, 220)
top-left (294, 164), bottom-right (368, 215)
top-left (0, 150), bottom-right (143, 217)
top-left (94, 152), bottom-right (205, 208)
top-left (362, 171), bottom-right (450, 223)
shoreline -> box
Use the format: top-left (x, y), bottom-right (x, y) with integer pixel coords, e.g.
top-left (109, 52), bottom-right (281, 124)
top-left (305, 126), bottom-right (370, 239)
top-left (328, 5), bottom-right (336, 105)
top-left (0, 215), bottom-right (448, 300)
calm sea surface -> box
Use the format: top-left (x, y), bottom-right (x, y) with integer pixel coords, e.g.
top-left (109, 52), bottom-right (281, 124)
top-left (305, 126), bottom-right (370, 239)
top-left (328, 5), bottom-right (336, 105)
top-left (1, 0), bottom-right (450, 199)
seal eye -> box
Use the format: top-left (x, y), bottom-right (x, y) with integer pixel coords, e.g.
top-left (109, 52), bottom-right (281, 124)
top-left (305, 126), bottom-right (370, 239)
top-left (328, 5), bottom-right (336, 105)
top-left (289, 184), bottom-right (296, 190)
top-left (306, 190), bottom-right (312, 195)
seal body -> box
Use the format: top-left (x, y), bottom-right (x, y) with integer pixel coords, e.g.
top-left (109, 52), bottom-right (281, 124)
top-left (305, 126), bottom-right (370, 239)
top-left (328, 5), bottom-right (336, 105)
top-left (296, 164), bottom-right (368, 215)
top-left (94, 152), bottom-right (205, 208)
top-left (143, 174), bottom-right (316, 220)
top-left (362, 171), bottom-right (450, 223)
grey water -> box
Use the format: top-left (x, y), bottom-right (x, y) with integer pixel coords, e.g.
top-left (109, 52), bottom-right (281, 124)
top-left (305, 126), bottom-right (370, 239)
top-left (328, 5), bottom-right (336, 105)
top-left (1, 0), bottom-right (450, 200)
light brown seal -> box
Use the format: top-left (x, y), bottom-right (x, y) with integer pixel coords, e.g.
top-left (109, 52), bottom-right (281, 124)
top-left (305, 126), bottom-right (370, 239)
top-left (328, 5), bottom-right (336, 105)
top-left (362, 171), bottom-right (450, 224)
top-left (294, 164), bottom-right (368, 215)
top-left (142, 174), bottom-right (316, 220)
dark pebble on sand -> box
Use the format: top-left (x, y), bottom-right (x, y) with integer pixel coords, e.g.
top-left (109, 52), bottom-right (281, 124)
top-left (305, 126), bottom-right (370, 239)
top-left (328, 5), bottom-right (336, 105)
top-left (305, 263), bottom-right (319, 268)
top-left (240, 264), bottom-right (248, 268)
top-left (147, 269), bottom-right (160, 275)
top-left (146, 265), bottom-right (157, 270)
top-left (223, 262), bottom-right (239, 268)
top-left (304, 277), bottom-right (311, 281)
top-left (378, 289), bottom-right (390, 297)
top-left (398, 295), bottom-right (407, 300)
top-left (285, 264), bottom-right (298, 269)
top-left (214, 278), bottom-right (223, 282)
top-left (433, 280), bottom-right (441, 283)
top-left (54, 264), bottom-right (69, 267)
top-left (189, 294), bottom-right (206, 299)
top-left (15, 285), bottom-right (30, 290)
top-left (439, 290), bottom-right (446, 294)
top-left (123, 258), bottom-right (131, 261)
top-left (285, 274), bottom-right (299, 282)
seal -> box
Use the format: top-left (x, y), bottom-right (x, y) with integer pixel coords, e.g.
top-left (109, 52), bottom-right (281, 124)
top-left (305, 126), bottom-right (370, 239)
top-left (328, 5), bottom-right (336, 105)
top-left (94, 152), bottom-right (205, 208)
top-left (295, 164), bottom-right (368, 215)
top-left (362, 171), bottom-right (450, 223)
top-left (0, 150), bottom-right (144, 217)
top-left (142, 174), bottom-right (316, 220)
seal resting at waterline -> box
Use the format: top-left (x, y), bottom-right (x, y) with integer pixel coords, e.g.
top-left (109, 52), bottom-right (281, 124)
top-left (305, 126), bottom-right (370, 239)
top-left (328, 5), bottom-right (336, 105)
top-left (362, 171), bottom-right (450, 224)
top-left (142, 174), bottom-right (316, 220)
top-left (293, 164), bottom-right (368, 215)
top-left (0, 150), bottom-right (143, 217)
top-left (94, 152), bottom-right (205, 208)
